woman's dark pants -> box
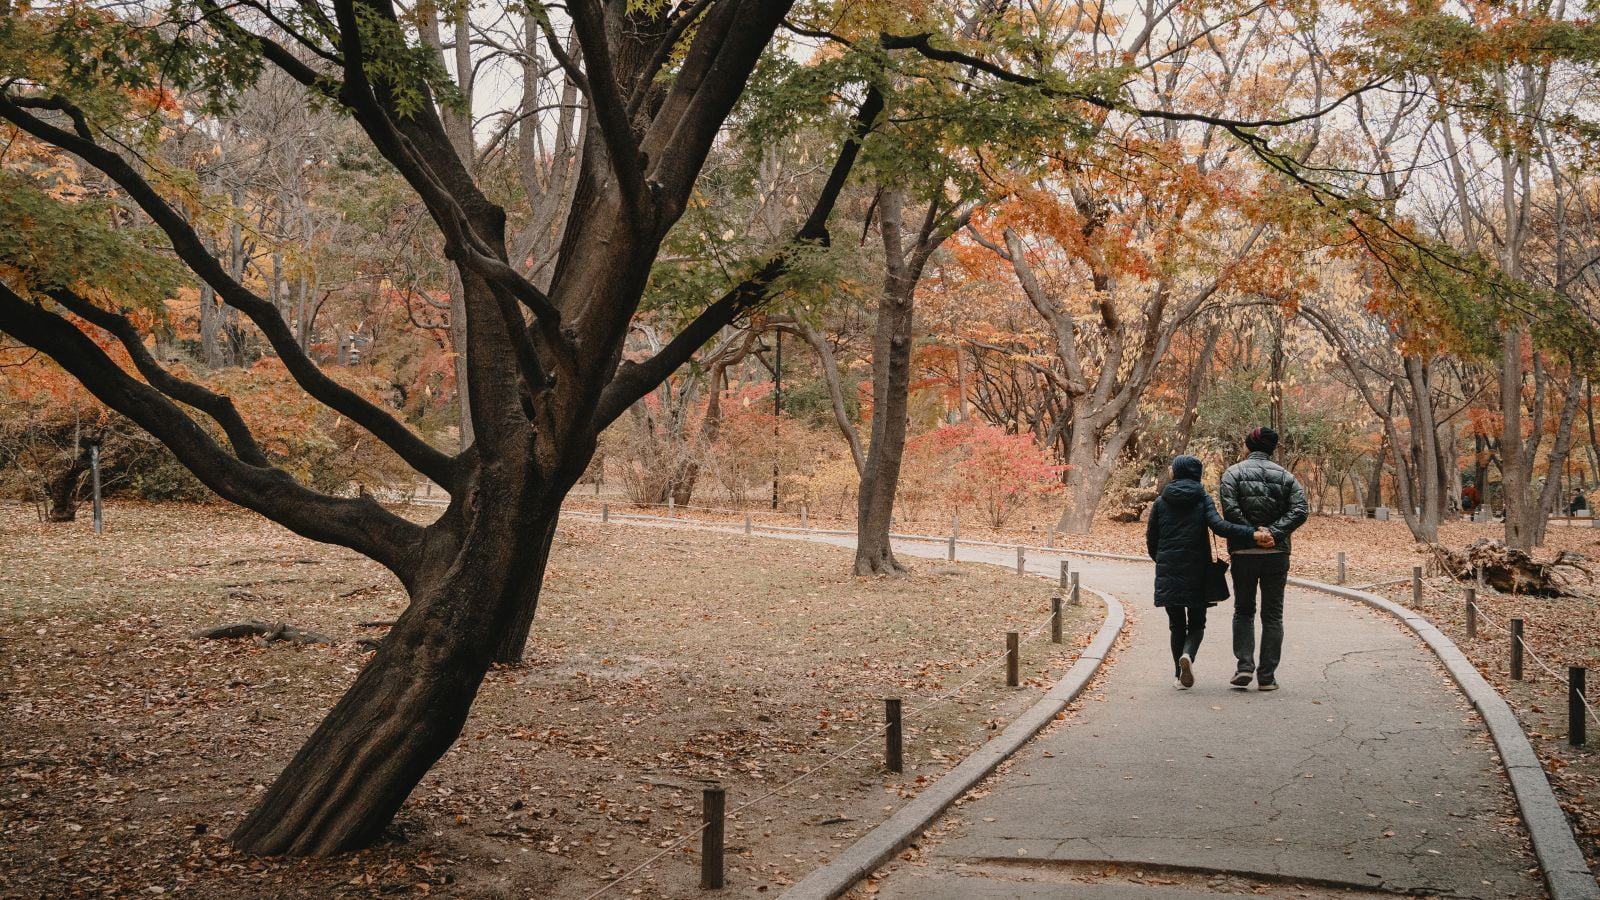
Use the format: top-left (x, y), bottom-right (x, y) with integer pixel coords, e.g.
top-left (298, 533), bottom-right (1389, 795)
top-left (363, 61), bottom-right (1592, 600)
top-left (1165, 604), bottom-right (1208, 676)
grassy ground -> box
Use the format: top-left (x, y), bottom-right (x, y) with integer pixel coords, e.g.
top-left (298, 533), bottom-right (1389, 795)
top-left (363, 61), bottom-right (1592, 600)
top-left (0, 502), bottom-right (1098, 899)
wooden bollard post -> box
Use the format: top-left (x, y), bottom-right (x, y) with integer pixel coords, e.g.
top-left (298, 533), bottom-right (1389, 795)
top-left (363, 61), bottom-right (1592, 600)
top-left (1016, 546), bottom-right (1025, 575)
top-left (1070, 571), bottom-right (1081, 606)
top-left (602, 503), bottom-right (610, 524)
top-left (744, 514), bottom-right (752, 535)
top-left (668, 496), bottom-right (675, 517)
top-left (947, 534), bottom-right (956, 562)
top-left (885, 698), bottom-right (903, 773)
top-left (1336, 551), bottom-right (1345, 585)
top-left (594, 478), bottom-right (601, 495)
top-left (1050, 596), bottom-right (1062, 644)
top-left (90, 443), bottom-right (103, 535)
top-left (1047, 527), bottom-right (1056, 548)
top-left (801, 504), bottom-right (808, 529)
top-left (1571, 667), bottom-right (1588, 747)
top-left (952, 514), bottom-right (959, 542)
top-left (1412, 566), bottom-right (1423, 606)
top-left (1059, 560), bottom-right (1069, 589)
top-left (1005, 632), bottom-right (1019, 687)
top-left (1511, 619), bottom-right (1524, 681)
top-left (701, 786), bottom-right (725, 889)
top-left (1465, 588), bottom-right (1477, 639)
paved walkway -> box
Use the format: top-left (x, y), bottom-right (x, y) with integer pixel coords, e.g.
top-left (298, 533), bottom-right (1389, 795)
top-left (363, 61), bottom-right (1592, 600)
top-left (872, 552), bottom-right (1544, 899)
top-left (576, 516), bottom-right (1547, 898)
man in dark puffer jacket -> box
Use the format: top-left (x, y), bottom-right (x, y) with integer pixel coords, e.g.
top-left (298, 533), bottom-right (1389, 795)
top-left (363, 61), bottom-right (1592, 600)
top-left (1219, 427), bottom-right (1308, 691)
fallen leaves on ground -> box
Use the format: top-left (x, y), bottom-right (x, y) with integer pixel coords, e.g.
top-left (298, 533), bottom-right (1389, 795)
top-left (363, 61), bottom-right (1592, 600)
top-left (0, 501), bottom-right (1096, 898)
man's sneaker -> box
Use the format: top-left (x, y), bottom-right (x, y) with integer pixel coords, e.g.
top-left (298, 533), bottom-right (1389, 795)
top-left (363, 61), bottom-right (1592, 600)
top-left (1178, 654), bottom-right (1195, 688)
top-left (1257, 679), bottom-right (1279, 692)
top-left (1230, 671), bottom-right (1253, 688)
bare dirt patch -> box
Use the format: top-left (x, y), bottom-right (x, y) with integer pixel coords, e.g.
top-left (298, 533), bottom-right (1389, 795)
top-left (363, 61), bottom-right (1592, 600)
top-left (0, 502), bottom-right (1098, 898)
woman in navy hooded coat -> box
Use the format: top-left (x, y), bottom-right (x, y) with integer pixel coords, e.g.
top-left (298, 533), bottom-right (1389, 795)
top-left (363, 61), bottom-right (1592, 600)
top-left (1146, 455), bottom-right (1260, 689)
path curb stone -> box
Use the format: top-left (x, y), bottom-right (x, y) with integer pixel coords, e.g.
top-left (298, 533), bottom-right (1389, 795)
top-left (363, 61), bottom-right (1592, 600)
top-left (1294, 577), bottom-right (1599, 900)
top-left (778, 584), bottom-right (1126, 900)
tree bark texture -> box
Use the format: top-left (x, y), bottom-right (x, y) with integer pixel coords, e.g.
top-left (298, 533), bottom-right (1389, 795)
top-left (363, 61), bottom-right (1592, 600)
top-left (0, 0), bottom-right (887, 857)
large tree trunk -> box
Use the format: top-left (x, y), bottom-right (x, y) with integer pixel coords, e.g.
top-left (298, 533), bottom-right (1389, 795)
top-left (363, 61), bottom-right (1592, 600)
top-left (234, 495), bottom-right (552, 854)
top-left (1056, 409), bottom-right (1138, 533)
top-left (491, 512), bottom-right (560, 664)
top-left (1058, 454), bottom-right (1116, 533)
top-left (44, 437), bottom-right (94, 522)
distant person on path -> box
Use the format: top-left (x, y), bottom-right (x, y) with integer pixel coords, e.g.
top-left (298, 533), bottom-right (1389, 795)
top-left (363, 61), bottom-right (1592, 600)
top-left (1146, 455), bottom-right (1266, 690)
top-left (1569, 491), bottom-right (1588, 517)
top-left (1220, 427), bottom-right (1309, 692)
top-left (1461, 482), bottom-right (1478, 514)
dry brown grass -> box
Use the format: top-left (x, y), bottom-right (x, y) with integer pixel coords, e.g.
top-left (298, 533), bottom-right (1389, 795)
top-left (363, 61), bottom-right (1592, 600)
top-left (0, 502), bottom-right (1098, 898)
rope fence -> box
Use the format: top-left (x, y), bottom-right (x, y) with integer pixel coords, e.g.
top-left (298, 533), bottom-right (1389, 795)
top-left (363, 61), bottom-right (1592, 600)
top-left (1346, 558), bottom-right (1600, 732)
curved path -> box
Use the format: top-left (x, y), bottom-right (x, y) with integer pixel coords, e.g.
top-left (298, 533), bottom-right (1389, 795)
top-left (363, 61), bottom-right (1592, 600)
top-left (567, 512), bottom-right (1562, 898)
top-left (873, 552), bottom-right (1545, 899)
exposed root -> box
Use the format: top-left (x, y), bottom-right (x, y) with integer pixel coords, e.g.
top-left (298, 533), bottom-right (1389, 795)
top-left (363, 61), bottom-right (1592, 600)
top-left (191, 620), bottom-right (334, 645)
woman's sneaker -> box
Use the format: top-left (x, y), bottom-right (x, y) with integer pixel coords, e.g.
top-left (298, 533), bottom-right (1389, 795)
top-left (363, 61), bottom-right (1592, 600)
top-left (1230, 670), bottom-right (1253, 687)
top-left (1174, 678), bottom-right (1189, 690)
top-left (1178, 654), bottom-right (1195, 688)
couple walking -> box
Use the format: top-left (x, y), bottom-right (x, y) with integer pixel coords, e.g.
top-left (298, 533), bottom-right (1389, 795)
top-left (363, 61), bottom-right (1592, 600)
top-left (1145, 427), bottom-right (1309, 691)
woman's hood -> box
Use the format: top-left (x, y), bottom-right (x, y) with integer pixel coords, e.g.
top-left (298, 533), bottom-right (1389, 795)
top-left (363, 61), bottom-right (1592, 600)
top-left (1161, 478), bottom-right (1206, 509)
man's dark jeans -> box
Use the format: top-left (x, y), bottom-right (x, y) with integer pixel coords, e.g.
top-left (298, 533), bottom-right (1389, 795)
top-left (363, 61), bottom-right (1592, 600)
top-left (1231, 552), bottom-right (1291, 681)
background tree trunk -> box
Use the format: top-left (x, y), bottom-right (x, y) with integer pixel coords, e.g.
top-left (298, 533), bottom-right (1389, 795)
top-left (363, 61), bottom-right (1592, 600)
top-left (855, 274), bottom-right (914, 575)
top-left (1500, 329), bottom-right (1534, 548)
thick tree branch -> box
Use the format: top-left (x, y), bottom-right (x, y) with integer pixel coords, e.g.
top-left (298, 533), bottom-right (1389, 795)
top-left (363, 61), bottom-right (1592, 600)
top-left (0, 282), bottom-right (425, 583)
top-left (593, 85), bottom-right (881, 428)
top-left (0, 95), bottom-right (460, 491)
top-left (566, 0), bottom-right (647, 206)
top-left (626, 0), bottom-right (717, 120)
top-left (47, 288), bottom-right (270, 467)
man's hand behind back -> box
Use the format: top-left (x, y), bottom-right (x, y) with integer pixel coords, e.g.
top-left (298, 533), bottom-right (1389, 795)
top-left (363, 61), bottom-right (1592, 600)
top-left (1253, 527), bottom-right (1276, 548)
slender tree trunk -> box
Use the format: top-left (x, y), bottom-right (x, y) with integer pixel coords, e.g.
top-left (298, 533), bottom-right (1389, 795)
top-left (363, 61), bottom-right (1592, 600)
top-left (851, 189), bottom-right (974, 574)
top-left (1500, 329), bottom-right (1534, 549)
top-left (855, 277), bottom-right (914, 575)
top-left (1530, 373), bottom-right (1583, 546)
top-left (1367, 430), bottom-right (1387, 511)
top-left (1402, 356), bottom-right (1441, 538)
top-left (1157, 323), bottom-right (1220, 491)
top-left (44, 462), bottom-right (84, 522)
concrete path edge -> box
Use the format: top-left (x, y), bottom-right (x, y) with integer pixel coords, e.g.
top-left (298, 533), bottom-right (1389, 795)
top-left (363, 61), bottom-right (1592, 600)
top-left (1289, 576), bottom-right (1599, 900)
top-left (777, 586), bottom-right (1127, 900)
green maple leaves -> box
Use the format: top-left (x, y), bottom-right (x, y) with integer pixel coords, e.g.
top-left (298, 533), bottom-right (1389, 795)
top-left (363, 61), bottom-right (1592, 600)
top-left (0, 173), bottom-right (181, 315)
